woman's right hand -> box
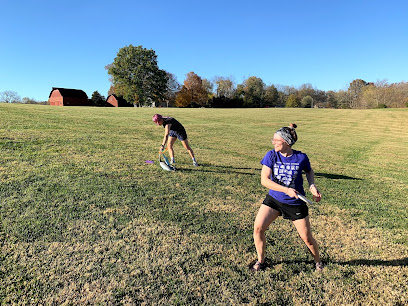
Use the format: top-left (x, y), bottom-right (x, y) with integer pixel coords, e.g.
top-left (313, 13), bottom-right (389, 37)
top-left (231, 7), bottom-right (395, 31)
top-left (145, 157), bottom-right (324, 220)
top-left (285, 188), bottom-right (298, 198)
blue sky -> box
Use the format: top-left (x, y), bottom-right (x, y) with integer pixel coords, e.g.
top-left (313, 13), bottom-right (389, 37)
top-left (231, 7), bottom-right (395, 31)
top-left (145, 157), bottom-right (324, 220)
top-left (1, 0), bottom-right (407, 101)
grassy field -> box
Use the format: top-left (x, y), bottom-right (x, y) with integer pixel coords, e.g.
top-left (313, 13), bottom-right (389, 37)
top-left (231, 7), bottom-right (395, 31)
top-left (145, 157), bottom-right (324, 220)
top-left (1, 104), bottom-right (407, 305)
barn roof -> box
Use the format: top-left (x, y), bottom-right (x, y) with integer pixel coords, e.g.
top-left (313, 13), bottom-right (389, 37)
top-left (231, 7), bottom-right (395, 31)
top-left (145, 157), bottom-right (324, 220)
top-left (49, 87), bottom-right (88, 99)
top-left (107, 94), bottom-right (128, 103)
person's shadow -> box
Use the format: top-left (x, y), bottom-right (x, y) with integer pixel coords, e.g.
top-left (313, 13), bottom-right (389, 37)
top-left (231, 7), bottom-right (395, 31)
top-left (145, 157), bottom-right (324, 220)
top-left (248, 257), bottom-right (408, 272)
top-left (314, 172), bottom-right (362, 180)
top-left (335, 257), bottom-right (408, 267)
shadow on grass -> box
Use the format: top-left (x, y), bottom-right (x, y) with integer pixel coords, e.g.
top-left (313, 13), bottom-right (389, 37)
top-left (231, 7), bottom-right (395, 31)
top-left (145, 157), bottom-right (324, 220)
top-left (314, 172), bottom-right (363, 180)
top-left (247, 257), bottom-right (408, 272)
top-left (335, 257), bottom-right (408, 267)
top-left (247, 258), bottom-right (314, 271)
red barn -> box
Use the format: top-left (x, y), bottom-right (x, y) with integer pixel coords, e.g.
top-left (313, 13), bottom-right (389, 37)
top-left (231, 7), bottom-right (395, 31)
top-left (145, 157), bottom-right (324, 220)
top-left (106, 94), bottom-right (132, 107)
top-left (48, 88), bottom-right (89, 106)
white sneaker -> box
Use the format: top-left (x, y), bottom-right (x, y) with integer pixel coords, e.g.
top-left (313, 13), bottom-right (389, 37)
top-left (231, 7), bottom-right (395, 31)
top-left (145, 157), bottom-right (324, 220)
top-left (315, 262), bottom-right (324, 271)
top-left (193, 161), bottom-right (198, 166)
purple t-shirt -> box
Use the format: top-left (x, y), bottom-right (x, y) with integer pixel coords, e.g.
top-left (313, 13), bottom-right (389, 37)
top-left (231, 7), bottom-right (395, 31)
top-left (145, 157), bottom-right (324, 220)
top-left (261, 150), bottom-right (311, 205)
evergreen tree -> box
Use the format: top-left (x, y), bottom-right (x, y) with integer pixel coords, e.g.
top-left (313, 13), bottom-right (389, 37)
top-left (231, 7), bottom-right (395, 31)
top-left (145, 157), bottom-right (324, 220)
top-left (91, 91), bottom-right (105, 107)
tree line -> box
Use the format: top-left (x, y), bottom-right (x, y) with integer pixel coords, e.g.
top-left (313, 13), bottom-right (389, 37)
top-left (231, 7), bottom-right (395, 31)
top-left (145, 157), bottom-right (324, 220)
top-left (2, 45), bottom-right (407, 109)
top-left (105, 45), bottom-right (408, 109)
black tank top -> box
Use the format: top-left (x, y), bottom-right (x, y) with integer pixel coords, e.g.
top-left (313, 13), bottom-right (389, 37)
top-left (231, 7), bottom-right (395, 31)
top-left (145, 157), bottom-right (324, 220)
top-left (163, 117), bottom-right (184, 133)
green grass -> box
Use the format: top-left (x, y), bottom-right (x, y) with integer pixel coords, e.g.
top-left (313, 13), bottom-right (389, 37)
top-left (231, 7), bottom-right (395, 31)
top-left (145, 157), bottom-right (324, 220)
top-left (1, 104), bottom-right (407, 304)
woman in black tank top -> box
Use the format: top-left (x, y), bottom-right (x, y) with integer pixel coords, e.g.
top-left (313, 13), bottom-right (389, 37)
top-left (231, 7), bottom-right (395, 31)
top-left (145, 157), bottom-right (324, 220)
top-left (152, 114), bottom-right (198, 167)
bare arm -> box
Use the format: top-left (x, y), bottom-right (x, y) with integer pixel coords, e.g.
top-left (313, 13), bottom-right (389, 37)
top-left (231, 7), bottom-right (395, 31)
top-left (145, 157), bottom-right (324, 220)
top-left (261, 165), bottom-right (299, 199)
top-left (305, 168), bottom-right (322, 202)
top-left (161, 124), bottom-right (171, 148)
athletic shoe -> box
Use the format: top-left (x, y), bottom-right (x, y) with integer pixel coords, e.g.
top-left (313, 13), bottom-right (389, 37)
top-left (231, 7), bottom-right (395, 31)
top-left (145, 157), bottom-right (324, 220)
top-left (193, 161), bottom-right (198, 166)
top-left (315, 262), bottom-right (324, 271)
top-left (249, 260), bottom-right (266, 272)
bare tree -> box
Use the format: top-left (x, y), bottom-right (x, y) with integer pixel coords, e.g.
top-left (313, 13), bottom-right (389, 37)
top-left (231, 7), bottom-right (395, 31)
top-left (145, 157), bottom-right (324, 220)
top-left (0, 91), bottom-right (21, 103)
top-left (164, 72), bottom-right (180, 107)
top-left (214, 76), bottom-right (235, 98)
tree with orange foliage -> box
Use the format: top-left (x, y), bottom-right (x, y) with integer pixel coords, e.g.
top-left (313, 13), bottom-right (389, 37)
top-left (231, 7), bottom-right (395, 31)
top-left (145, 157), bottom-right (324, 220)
top-left (175, 86), bottom-right (191, 107)
top-left (175, 72), bottom-right (209, 107)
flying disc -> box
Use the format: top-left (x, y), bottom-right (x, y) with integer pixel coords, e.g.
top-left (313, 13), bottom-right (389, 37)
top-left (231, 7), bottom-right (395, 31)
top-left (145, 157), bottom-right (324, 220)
top-left (145, 160), bottom-right (154, 164)
top-left (298, 194), bottom-right (313, 205)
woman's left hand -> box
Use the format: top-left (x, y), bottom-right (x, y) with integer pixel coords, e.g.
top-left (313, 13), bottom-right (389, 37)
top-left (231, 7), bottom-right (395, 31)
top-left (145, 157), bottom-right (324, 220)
top-left (310, 185), bottom-right (322, 203)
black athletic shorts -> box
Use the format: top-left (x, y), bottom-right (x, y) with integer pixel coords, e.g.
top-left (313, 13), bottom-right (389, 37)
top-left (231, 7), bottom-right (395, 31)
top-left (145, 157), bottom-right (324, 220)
top-left (169, 128), bottom-right (187, 141)
top-left (262, 194), bottom-right (309, 221)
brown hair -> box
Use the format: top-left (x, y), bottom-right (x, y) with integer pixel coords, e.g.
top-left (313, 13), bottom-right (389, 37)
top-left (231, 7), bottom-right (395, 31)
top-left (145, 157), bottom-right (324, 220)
top-left (289, 123), bottom-right (297, 142)
top-left (276, 123), bottom-right (298, 146)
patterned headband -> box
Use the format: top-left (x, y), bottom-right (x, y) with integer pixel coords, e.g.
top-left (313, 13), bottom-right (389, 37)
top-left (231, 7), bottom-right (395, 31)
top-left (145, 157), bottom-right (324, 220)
top-left (276, 126), bottom-right (297, 146)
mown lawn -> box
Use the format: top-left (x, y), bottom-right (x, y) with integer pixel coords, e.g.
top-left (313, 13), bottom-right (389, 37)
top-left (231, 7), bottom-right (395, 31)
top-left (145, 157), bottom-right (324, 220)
top-left (0, 104), bottom-right (407, 305)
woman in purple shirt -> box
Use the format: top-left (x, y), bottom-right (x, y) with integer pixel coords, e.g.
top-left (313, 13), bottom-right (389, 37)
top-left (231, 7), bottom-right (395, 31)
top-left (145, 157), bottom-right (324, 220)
top-left (250, 124), bottom-right (323, 272)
